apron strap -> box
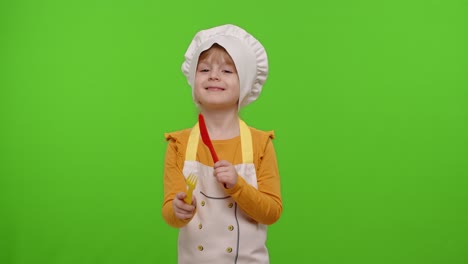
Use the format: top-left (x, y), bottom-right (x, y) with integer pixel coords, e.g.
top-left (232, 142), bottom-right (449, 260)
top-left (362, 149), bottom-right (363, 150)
top-left (186, 123), bottom-right (199, 161)
top-left (185, 119), bottom-right (253, 164)
top-left (239, 119), bottom-right (253, 164)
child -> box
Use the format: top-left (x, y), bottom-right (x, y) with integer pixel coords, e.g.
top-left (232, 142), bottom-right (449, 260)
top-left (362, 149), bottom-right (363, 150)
top-left (162, 24), bottom-right (282, 264)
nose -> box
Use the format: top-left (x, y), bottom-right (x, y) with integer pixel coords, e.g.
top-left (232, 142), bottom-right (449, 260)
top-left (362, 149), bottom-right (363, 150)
top-left (208, 70), bottom-right (220, 81)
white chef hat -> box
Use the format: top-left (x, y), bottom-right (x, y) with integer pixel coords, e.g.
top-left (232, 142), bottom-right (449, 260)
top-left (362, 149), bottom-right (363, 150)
top-left (181, 24), bottom-right (268, 109)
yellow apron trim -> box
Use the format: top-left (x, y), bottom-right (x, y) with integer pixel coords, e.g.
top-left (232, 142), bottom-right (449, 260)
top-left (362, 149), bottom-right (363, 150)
top-left (185, 119), bottom-right (253, 163)
top-left (186, 123), bottom-right (199, 161)
top-left (239, 119), bottom-right (253, 164)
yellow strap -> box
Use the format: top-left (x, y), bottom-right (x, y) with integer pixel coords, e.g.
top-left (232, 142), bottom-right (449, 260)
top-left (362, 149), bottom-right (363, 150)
top-left (186, 123), bottom-right (199, 161)
top-left (185, 119), bottom-right (253, 163)
top-left (239, 119), bottom-right (253, 163)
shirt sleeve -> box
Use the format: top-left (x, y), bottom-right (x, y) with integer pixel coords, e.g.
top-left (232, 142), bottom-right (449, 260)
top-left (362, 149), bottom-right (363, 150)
top-left (161, 131), bottom-right (193, 228)
top-left (224, 132), bottom-right (283, 225)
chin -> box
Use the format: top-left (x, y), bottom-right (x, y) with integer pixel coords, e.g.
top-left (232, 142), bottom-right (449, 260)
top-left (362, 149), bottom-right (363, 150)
top-left (201, 102), bottom-right (238, 110)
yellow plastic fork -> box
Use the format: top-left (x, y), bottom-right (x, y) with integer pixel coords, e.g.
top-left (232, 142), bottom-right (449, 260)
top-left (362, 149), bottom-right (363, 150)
top-left (184, 174), bottom-right (198, 204)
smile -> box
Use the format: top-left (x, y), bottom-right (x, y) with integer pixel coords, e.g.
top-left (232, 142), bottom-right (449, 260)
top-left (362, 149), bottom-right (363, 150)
top-left (205, 87), bottom-right (225, 91)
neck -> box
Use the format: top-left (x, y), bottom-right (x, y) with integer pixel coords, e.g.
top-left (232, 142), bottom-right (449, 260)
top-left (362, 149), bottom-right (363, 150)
top-left (200, 108), bottom-right (240, 140)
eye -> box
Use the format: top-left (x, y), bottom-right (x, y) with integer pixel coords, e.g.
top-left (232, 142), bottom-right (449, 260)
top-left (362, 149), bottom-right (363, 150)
top-left (223, 69), bottom-right (233, 73)
top-left (199, 68), bottom-right (209, 72)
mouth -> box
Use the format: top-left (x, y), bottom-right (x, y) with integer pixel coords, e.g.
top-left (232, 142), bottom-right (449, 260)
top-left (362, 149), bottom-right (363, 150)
top-left (205, 87), bottom-right (225, 91)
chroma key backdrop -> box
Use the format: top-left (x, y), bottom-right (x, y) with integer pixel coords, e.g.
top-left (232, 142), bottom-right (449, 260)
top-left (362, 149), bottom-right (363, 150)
top-left (1, 0), bottom-right (467, 263)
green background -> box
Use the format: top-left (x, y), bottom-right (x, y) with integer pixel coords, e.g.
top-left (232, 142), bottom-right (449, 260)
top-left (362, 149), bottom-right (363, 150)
top-left (1, 0), bottom-right (467, 263)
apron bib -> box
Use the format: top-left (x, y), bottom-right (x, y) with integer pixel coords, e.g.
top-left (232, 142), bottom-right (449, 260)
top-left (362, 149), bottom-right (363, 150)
top-left (178, 119), bottom-right (269, 264)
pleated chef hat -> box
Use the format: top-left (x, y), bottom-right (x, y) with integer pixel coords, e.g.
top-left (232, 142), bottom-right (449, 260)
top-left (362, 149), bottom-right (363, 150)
top-left (181, 24), bottom-right (268, 109)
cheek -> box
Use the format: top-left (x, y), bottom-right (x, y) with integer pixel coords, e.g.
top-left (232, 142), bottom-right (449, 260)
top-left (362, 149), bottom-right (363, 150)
top-left (193, 87), bottom-right (200, 99)
top-left (194, 80), bottom-right (203, 93)
top-left (193, 83), bottom-right (204, 102)
top-left (192, 87), bottom-right (201, 106)
top-left (233, 82), bottom-right (240, 94)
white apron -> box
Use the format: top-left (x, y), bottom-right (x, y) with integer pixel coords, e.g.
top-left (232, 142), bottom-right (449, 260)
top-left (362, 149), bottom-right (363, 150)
top-left (178, 119), bottom-right (269, 264)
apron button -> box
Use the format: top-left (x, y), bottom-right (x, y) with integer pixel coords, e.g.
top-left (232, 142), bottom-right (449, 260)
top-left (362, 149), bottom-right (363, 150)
top-left (201, 201), bottom-right (206, 206)
top-left (228, 225), bottom-right (234, 231)
top-left (226, 247), bottom-right (232, 253)
top-left (198, 223), bottom-right (203, 229)
top-left (198, 245), bottom-right (204, 251)
top-left (228, 202), bottom-right (233, 208)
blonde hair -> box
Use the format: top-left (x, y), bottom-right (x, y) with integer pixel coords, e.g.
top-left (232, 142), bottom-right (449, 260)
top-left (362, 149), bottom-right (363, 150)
top-left (197, 44), bottom-right (237, 73)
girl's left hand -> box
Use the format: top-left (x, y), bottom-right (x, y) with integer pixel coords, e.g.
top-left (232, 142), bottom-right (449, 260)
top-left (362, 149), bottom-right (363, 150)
top-left (213, 160), bottom-right (238, 189)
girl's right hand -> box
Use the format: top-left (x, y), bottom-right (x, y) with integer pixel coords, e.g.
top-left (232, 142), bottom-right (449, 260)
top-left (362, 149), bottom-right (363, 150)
top-left (173, 192), bottom-right (197, 220)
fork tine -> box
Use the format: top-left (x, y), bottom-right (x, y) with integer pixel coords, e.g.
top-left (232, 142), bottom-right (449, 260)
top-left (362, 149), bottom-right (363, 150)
top-left (191, 175), bottom-right (197, 186)
top-left (184, 174), bottom-right (197, 204)
top-left (187, 174), bottom-right (197, 185)
top-left (188, 174), bottom-right (193, 184)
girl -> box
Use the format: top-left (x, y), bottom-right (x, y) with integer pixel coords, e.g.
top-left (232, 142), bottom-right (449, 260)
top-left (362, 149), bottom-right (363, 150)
top-left (162, 24), bottom-right (282, 264)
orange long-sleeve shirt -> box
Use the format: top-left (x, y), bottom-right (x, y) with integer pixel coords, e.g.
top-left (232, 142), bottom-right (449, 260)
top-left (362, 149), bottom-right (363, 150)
top-left (162, 126), bottom-right (282, 228)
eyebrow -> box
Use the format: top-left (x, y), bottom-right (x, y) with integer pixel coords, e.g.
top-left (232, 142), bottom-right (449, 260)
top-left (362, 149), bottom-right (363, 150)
top-left (197, 61), bottom-right (235, 67)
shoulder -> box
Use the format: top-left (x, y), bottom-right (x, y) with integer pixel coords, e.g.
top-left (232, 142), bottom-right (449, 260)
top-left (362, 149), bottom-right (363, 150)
top-left (247, 125), bottom-right (276, 153)
top-left (164, 128), bottom-right (192, 143)
top-left (245, 124), bottom-right (278, 163)
top-left (249, 126), bottom-right (275, 140)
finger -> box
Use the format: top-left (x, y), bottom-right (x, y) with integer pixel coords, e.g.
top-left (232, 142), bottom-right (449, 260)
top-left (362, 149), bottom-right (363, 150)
top-left (176, 206), bottom-right (194, 215)
top-left (214, 167), bottom-right (231, 177)
top-left (213, 168), bottom-right (222, 177)
top-left (216, 170), bottom-right (235, 179)
top-left (178, 199), bottom-right (195, 210)
top-left (214, 160), bottom-right (230, 168)
top-left (192, 195), bottom-right (197, 207)
top-left (175, 204), bottom-right (195, 216)
top-left (176, 192), bottom-right (187, 200)
top-left (213, 171), bottom-right (226, 181)
top-left (174, 195), bottom-right (195, 211)
top-left (175, 211), bottom-right (193, 220)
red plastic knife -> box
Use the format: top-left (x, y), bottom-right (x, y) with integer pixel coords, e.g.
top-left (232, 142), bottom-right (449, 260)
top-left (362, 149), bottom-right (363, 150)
top-left (198, 113), bottom-right (219, 163)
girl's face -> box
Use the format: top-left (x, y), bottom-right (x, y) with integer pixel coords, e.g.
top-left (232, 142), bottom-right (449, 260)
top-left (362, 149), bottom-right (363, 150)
top-left (194, 44), bottom-right (240, 111)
